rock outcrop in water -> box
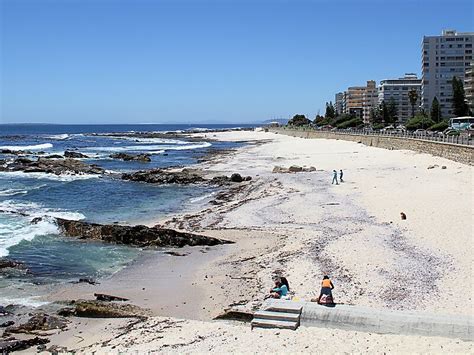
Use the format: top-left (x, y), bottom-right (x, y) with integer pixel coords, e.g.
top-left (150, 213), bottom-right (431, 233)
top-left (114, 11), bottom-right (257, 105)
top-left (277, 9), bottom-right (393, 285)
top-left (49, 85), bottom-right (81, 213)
top-left (55, 218), bottom-right (233, 247)
top-left (110, 153), bottom-right (151, 162)
top-left (122, 168), bottom-right (252, 186)
top-left (0, 157), bottom-right (104, 175)
top-left (64, 150), bottom-right (89, 159)
top-left (122, 168), bottom-right (206, 184)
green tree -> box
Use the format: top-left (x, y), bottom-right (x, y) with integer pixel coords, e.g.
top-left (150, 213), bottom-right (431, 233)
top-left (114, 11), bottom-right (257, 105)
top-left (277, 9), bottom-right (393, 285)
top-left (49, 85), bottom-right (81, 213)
top-left (452, 76), bottom-right (469, 117)
top-left (313, 114), bottom-right (327, 125)
top-left (288, 114), bottom-right (311, 126)
top-left (325, 102), bottom-right (336, 119)
top-left (430, 97), bottom-right (442, 123)
top-left (379, 101), bottom-right (389, 124)
top-left (387, 97), bottom-right (398, 124)
top-left (406, 112), bottom-right (434, 130)
top-left (408, 89), bottom-right (418, 118)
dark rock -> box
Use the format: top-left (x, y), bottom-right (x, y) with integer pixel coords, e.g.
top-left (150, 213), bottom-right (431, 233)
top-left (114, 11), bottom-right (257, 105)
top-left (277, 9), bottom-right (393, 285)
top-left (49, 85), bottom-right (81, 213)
top-left (5, 313), bottom-right (69, 334)
top-left (0, 157), bottom-right (104, 175)
top-left (31, 217), bottom-right (43, 224)
top-left (273, 165), bottom-right (316, 173)
top-left (59, 300), bottom-right (150, 318)
top-left (0, 259), bottom-right (26, 270)
top-left (43, 154), bottom-right (64, 159)
top-left (0, 305), bottom-right (13, 316)
top-left (288, 165), bottom-right (303, 172)
top-left (230, 173), bottom-right (243, 182)
top-left (64, 150), bottom-right (89, 158)
top-left (244, 176), bottom-right (252, 181)
top-left (0, 149), bottom-right (33, 156)
top-left (0, 321), bottom-right (14, 327)
top-left (122, 168), bottom-right (205, 184)
top-left (94, 293), bottom-right (129, 302)
top-left (0, 337), bottom-right (49, 353)
top-left (55, 218), bottom-right (233, 248)
top-left (214, 310), bottom-right (253, 322)
top-left (73, 278), bottom-right (98, 285)
top-left (110, 153), bottom-right (151, 162)
top-left (46, 345), bottom-right (69, 353)
top-left (164, 251), bottom-right (189, 257)
top-left (210, 175), bottom-right (232, 185)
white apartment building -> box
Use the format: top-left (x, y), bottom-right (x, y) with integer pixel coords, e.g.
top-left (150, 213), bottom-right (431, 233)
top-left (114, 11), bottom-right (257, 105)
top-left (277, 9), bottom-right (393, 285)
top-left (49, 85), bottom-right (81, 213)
top-left (378, 73), bottom-right (422, 123)
top-left (421, 29), bottom-right (474, 118)
top-left (465, 62), bottom-right (474, 111)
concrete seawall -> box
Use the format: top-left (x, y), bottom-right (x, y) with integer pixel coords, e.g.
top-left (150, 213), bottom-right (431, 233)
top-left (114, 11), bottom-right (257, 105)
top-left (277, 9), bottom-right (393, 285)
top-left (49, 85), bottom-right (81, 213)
top-left (269, 128), bottom-right (474, 165)
top-left (264, 300), bottom-right (473, 341)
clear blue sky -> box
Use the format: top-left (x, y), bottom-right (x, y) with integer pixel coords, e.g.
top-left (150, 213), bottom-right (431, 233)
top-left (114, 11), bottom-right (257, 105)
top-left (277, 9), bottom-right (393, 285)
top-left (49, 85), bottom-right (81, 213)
top-left (1, 0), bottom-right (473, 124)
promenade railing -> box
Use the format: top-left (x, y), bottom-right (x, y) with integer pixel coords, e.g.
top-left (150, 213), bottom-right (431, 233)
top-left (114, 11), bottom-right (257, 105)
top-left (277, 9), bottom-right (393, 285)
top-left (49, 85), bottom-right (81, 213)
top-left (278, 126), bottom-right (474, 147)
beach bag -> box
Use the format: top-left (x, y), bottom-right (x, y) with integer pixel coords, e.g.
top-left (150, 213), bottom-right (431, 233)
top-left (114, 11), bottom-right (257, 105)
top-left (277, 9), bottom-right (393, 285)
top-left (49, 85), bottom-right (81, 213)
top-left (319, 294), bottom-right (334, 305)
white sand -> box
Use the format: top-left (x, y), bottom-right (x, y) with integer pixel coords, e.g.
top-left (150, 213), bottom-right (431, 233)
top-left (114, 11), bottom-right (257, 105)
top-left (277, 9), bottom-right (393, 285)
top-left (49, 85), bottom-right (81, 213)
top-left (44, 130), bottom-right (473, 353)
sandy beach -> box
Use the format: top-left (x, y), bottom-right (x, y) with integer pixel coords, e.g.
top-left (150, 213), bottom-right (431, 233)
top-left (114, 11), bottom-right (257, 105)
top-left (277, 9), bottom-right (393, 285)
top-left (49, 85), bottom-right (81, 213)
top-left (30, 129), bottom-right (473, 353)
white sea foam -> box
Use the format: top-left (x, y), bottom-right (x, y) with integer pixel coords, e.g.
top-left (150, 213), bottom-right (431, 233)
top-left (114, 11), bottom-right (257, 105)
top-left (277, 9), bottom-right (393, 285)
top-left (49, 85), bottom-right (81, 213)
top-left (114, 137), bottom-right (189, 144)
top-left (0, 188), bottom-right (28, 196)
top-left (84, 142), bottom-right (210, 153)
top-left (44, 134), bottom-right (69, 140)
top-left (0, 171), bottom-right (100, 182)
top-left (0, 297), bottom-right (50, 308)
top-left (0, 143), bottom-right (53, 151)
top-left (0, 217), bottom-right (58, 257)
top-left (0, 200), bottom-right (85, 256)
top-left (0, 200), bottom-right (85, 220)
top-left (189, 191), bottom-right (216, 203)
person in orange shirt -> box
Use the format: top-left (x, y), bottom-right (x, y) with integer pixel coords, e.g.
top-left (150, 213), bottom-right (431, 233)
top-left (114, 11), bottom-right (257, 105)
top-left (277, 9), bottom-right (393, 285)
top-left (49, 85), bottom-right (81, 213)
top-left (319, 275), bottom-right (334, 301)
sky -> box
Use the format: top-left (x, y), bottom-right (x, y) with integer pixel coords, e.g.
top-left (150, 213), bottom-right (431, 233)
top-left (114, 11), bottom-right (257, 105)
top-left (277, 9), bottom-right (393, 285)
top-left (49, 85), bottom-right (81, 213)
top-left (1, 0), bottom-right (473, 124)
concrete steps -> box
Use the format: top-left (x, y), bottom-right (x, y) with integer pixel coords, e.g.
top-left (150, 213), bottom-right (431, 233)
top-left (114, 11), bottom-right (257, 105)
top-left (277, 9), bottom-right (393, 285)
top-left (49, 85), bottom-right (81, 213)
top-left (251, 301), bottom-right (303, 330)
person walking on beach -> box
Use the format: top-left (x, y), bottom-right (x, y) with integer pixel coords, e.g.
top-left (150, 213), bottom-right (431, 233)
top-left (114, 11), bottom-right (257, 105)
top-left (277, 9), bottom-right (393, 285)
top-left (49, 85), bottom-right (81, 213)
top-left (339, 169), bottom-right (344, 183)
top-left (332, 170), bottom-right (339, 185)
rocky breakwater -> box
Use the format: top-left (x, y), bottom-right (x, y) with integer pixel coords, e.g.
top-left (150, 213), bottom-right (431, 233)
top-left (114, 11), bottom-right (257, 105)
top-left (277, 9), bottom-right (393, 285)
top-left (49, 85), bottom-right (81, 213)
top-left (0, 157), bottom-right (104, 175)
top-left (55, 218), bottom-right (233, 248)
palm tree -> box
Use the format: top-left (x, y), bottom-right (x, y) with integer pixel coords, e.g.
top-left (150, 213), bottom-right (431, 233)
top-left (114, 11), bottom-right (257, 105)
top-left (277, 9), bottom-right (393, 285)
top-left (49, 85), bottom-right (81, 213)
top-left (408, 89), bottom-right (418, 119)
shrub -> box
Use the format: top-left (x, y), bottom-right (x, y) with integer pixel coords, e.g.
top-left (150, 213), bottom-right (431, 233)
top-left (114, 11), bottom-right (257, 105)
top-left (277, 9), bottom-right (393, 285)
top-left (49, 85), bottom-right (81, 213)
top-left (288, 114), bottom-right (311, 126)
top-left (406, 114), bottom-right (435, 131)
top-left (429, 120), bottom-right (449, 131)
top-left (337, 118), bottom-right (363, 129)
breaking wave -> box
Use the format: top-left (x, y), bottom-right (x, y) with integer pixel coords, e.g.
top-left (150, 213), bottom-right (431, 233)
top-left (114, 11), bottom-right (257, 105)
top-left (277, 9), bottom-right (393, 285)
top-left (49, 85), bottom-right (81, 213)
top-left (0, 143), bottom-right (53, 151)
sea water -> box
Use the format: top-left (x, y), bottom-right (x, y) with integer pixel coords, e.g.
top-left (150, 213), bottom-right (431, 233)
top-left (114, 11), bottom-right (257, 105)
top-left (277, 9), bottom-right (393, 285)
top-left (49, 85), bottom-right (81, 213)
top-left (0, 123), bottom-right (253, 305)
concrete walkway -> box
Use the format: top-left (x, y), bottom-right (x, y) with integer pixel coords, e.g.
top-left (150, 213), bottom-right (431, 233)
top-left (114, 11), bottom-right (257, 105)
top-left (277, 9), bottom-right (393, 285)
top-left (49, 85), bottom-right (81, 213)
top-left (263, 300), bottom-right (473, 341)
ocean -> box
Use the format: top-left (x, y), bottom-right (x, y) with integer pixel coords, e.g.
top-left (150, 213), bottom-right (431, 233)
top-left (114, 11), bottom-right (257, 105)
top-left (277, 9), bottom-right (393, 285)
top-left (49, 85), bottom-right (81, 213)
top-left (0, 123), bottom-right (254, 306)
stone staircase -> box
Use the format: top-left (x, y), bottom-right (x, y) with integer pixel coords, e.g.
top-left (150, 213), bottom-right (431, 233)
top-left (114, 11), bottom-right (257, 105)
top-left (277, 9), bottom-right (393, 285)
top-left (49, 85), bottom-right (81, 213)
top-left (251, 300), bottom-right (303, 330)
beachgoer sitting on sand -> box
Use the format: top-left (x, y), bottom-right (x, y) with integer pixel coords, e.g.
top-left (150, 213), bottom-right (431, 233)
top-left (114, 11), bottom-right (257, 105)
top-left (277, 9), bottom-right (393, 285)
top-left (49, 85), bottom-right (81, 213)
top-left (269, 278), bottom-right (288, 299)
top-left (280, 276), bottom-right (290, 292)
top-left (318, 275), bottom-right (334, 303)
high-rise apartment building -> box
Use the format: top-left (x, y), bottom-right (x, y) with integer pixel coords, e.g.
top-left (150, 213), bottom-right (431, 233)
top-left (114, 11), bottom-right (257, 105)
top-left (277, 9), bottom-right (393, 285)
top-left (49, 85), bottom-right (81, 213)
top-left (378, 74), bottom-right (422, 123)
top-left (362, 80), bottom-right (378, 124)
top-left (335, 92), bottom-right (344, 115)
top-left (465, 62), bottom-right (474, 112)
top-left (421, 29), bottom-right (474, 118)
top-left (341, 81), bottom-right (377, 121)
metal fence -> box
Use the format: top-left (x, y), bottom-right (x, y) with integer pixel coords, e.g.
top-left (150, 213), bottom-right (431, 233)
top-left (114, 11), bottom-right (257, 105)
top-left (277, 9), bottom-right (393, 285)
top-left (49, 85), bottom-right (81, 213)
top-left (279, 126), bottom-right (474, 146)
